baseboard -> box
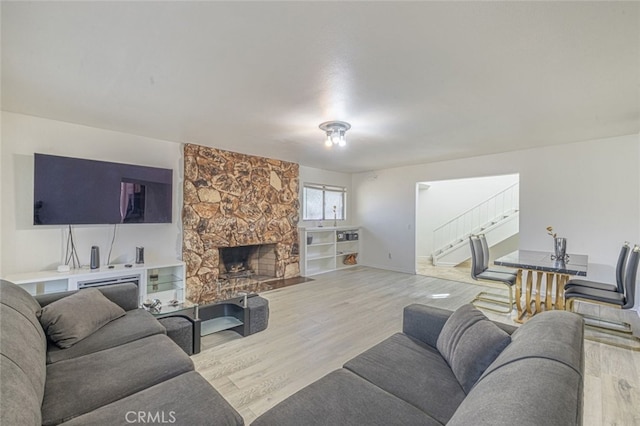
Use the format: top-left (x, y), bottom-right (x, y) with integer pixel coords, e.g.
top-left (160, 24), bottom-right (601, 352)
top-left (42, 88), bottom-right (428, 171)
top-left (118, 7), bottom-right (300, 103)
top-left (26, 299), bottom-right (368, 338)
top-left (432, 261), bottom-right (459, 267)
top-left (359, 262), bottom-right (415, 275)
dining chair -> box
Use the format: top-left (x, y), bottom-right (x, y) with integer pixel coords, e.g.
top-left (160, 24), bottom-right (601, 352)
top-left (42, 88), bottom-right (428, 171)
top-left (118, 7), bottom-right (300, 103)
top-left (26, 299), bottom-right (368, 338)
top-left (478, 234), bottom-right (518, 275)
top-left (564, 242), bottom-right (629, 293)
top-left (469, 234), bottom-right (517, 313)
top-left (564, 244), bottom-right (639, 340)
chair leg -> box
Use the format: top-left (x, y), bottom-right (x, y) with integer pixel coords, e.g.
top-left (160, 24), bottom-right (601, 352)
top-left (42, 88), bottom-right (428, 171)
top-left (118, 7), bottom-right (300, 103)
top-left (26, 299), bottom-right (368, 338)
top-left (472, 284), bottom-right (515, 314)
top-left (583, 325), bottom-right (640, 352)
top-left (582, 315), bottom-right (633, 333)
top-left (566, 297), bottom-right (639, 349)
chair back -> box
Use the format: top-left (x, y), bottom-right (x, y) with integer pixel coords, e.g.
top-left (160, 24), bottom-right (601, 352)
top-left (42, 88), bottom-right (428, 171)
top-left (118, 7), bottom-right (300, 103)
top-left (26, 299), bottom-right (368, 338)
top-left (614, 242), bottom-right (630, 294)
top-left (469, 235), bottom-right (486, 279)
top-left (479, 234), bottom-right (491, 270)
top-left (622, 245), bottom-right (640, 309)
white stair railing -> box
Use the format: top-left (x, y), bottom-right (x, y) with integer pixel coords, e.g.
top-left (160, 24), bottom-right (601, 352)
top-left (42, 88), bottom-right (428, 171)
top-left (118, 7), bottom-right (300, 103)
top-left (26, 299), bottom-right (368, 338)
top-left (432, 183), bottom-right (519, 259)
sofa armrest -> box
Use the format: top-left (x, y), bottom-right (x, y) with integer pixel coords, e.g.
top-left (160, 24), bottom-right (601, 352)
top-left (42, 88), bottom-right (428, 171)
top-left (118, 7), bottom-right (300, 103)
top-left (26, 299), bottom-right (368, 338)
top-left (402, 304), bottom-right (452, 347)
top-left (35, 283), bottom-right (139, 311)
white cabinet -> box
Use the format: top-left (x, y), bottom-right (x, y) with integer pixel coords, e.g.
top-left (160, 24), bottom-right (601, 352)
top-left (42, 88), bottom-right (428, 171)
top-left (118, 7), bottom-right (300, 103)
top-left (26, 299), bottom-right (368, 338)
top-left (3, 260), bottom-right (186, 307)
top-left (299, 227), bottom-right (360, 276)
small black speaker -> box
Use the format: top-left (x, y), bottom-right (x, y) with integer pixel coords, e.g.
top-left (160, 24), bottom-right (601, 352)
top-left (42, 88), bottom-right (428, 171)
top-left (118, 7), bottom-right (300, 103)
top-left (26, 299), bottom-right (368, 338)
top-left (136, 247), bottom-right (145, 264)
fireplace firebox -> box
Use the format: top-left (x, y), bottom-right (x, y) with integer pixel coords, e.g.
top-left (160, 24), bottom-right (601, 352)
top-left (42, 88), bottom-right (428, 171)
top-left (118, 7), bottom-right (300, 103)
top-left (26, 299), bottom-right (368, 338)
top-left (218, 244), bottom-right (277, 281)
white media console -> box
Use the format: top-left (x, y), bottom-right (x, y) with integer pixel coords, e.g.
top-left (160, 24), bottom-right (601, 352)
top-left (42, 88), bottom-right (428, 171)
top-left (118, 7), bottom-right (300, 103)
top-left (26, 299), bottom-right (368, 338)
top-left (3, 259), bottom-right (186, 307)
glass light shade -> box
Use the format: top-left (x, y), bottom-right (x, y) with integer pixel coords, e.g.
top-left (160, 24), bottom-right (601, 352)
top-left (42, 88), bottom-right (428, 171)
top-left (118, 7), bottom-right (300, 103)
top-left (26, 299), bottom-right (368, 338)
top-left (330, 130), bottom-right (341, 145)
top-left (319, 121), bottom-right (350, 148)
top-left (338, 133), bottom-right (346, 147)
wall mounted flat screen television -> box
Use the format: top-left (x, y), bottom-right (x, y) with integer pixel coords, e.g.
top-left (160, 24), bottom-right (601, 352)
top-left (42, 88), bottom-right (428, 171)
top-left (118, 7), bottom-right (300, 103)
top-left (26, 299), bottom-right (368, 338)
top-left (34, 153), bottom-right (173, 225)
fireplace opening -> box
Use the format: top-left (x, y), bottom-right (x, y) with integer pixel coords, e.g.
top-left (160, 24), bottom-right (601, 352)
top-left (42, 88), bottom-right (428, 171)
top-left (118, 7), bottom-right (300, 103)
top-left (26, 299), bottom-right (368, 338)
top-left (221, 246), bottom-right (252, 274)
top-left (219, 244), bottom-right (277, 282)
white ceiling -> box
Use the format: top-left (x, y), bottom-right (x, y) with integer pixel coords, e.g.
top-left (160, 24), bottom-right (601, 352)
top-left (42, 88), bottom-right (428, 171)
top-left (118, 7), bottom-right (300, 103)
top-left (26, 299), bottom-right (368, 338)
top-left (2, 1), bottom-right (639, 173)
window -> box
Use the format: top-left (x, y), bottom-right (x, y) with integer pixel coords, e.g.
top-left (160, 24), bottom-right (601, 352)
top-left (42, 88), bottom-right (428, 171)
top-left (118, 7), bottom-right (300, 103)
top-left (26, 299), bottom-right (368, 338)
top-left (303, 183), bottom-right (346, 221)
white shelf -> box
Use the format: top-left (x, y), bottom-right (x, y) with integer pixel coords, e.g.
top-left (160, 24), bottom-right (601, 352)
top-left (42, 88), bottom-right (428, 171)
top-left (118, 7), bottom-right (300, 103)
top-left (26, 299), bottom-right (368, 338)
top-left (299, 227), bottom-right (360, 277)
top-left (336, 263), bottom-right (359, 270)
top-left (308, 254), bottom-right (336, 261)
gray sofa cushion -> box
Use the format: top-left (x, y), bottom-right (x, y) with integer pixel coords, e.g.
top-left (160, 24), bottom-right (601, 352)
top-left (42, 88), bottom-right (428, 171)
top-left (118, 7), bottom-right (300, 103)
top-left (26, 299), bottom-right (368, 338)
top-left (47, 308), bottom-right (166, 363)
top-left (344, 332), bottom-right (465, 424)
top-left (59, 371), bottom-right (244, 426)
top-left (0, 280), bottom-right (47, 426)
top-left (447, 358), bottom-right (583, 426)
top-left (38, 288), bottom-right (126, 348)
top-left (436, 304), bottom-right (510, 393)
top-left (42, 334), bottom-right (194, 425)
top-left (252, 369), bottom-right (441, 426)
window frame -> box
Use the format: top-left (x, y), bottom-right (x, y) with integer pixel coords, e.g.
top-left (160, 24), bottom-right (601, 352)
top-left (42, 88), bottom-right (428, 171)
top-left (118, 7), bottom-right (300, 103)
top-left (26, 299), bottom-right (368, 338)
top-left (302, 183), bottom-right (347, 222)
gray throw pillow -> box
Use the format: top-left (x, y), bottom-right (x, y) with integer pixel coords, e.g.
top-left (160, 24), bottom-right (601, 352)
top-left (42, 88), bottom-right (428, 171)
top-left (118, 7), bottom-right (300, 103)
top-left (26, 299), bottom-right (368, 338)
top-left (436, 304), bottom-right (511, 393)
top-left (37, 288), bottom-right (126, 348)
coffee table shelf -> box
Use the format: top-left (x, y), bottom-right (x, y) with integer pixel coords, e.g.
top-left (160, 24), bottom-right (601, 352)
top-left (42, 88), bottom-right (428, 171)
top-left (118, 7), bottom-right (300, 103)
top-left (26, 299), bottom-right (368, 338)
top-left (201, 316), bottom-right (244, 335)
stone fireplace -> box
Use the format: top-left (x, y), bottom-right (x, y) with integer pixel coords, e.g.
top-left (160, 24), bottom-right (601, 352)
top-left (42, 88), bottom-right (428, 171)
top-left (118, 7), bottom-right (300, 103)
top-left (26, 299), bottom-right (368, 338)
top-left (182, 144), bottom-right (300, 304)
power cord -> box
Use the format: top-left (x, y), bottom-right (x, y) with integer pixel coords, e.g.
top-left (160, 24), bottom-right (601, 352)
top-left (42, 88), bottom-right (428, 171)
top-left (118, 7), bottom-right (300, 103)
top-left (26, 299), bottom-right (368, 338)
top-left (107, 224), bottom-right (117, 265)
top-left (64, 225), bottom-right (81, 268)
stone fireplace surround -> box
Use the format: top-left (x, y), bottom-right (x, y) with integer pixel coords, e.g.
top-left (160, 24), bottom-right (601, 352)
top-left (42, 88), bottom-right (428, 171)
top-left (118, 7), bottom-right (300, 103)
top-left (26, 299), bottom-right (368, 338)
top-left (182, 144), bottom-right (300, 304)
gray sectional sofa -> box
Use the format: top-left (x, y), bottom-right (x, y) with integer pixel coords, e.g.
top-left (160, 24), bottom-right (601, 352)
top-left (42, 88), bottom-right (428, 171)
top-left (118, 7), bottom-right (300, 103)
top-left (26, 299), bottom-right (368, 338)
top-left (0, 279), bottom-right (243, 426)
top-left (253, 303), bottom-right (585, 426)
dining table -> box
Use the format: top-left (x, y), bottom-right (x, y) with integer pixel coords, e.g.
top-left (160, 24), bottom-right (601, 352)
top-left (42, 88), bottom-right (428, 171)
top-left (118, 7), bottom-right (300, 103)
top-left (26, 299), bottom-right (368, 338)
top-left (494, 250), bottom-right (588, 322)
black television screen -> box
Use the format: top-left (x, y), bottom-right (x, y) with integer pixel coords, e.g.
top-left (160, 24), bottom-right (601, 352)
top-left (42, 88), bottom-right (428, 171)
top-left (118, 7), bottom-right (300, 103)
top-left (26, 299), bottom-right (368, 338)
top-left (34, 153), bottom-right (173, 225)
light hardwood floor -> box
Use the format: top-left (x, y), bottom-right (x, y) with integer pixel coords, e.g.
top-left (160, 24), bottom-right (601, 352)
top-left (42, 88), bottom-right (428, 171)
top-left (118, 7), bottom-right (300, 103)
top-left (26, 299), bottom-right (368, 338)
top-left (193, 266), bottom-right (640, 425)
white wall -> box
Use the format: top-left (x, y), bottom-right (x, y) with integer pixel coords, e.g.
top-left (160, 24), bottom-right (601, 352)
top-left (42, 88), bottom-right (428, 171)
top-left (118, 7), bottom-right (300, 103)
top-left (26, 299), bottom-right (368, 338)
top-left (353, 134), bottom-right (640, 283)
top-left (298, 165), bottom-right (354, 228)
top-left (1, 112), bottom-right (184, 276)
top-left (416, 174), bottom-right (519, 259)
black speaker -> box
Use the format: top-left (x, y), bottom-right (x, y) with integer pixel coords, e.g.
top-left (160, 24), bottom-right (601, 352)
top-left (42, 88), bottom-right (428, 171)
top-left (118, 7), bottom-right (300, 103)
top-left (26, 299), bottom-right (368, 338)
top-left (90, 246), bottom-right (100, 269)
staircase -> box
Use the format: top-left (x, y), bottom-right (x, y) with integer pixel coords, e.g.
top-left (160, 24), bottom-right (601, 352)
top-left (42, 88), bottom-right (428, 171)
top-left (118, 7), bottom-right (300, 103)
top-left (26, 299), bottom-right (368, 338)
top-left (431, 183), bottom-right (519, 266)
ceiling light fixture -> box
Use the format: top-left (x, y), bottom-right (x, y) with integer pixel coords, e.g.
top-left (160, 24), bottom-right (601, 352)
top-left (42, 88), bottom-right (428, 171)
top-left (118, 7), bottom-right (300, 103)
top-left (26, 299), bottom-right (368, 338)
top-left (319, 121), bottom-right (351, 148)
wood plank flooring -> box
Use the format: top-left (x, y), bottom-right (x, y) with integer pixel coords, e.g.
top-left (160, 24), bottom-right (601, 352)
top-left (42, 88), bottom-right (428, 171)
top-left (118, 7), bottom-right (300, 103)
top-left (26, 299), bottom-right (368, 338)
top-left (193, 266), bottom-right (640, 425)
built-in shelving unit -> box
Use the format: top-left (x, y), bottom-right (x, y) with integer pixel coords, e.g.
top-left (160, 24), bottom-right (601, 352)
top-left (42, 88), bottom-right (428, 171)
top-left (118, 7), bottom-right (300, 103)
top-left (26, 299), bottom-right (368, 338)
top-left (3, 259), bottom-right (186, 307)
top-left (299, 226), bottom-right (360, 276)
